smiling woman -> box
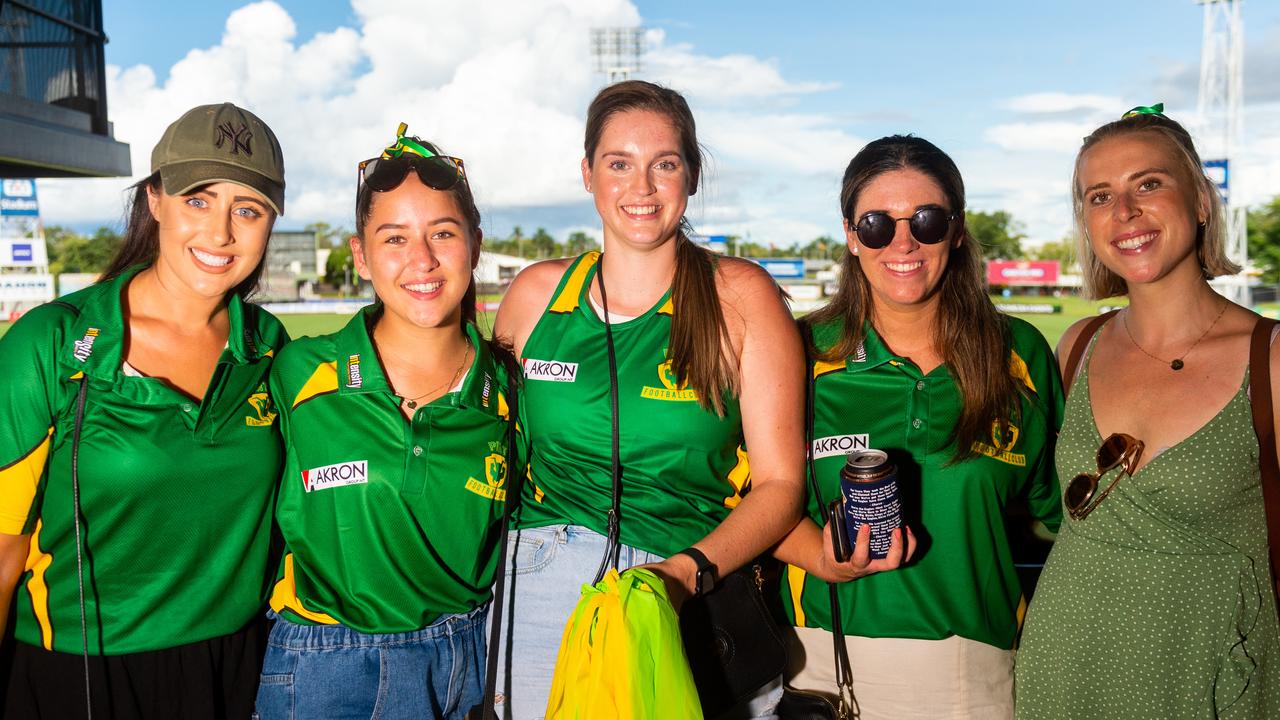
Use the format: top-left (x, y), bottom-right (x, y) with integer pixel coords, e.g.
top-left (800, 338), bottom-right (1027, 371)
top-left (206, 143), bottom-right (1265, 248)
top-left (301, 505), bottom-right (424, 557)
top-left (0, 102), bottom-right (290, 718)
top-left (255, 125), bottom-right (517, 720)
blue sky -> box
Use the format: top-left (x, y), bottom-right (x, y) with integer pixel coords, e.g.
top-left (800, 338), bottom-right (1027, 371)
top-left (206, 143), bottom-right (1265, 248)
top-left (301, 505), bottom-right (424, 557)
top-left (57, 0), bottom-right (1280, 246)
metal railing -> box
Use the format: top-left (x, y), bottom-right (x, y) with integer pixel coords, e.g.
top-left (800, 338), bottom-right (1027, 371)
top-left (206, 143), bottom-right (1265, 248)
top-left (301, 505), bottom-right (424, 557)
top-left (0, 0), bottom-right (110, 135)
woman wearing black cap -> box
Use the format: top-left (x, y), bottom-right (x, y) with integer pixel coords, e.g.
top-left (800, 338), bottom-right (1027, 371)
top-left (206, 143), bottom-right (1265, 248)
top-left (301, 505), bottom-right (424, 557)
top-left (0, 102), bottom-right (288, 718)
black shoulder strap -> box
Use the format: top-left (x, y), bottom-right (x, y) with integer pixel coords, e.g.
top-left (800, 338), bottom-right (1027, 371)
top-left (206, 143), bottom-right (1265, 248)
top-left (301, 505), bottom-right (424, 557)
top-left (798, 319), bottom-right (854, 716)
top-left (1062, 310), bottom-right (1118, 397)
top-left (1248, 316), bottom-right (1280, 620)
top-left (480, 350), bottom-right (523, 720)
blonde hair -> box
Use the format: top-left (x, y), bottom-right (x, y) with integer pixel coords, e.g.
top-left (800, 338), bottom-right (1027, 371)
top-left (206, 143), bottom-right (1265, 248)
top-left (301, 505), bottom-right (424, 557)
top-left (1071, 114), bottom-right (1238, 299)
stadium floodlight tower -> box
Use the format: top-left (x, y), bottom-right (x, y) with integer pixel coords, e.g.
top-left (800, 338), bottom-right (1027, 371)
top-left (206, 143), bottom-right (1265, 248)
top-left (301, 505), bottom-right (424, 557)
top-left (1197, 0), bottom-right (1248, 305)
top-left (590, 27), bottom-right (645, 84)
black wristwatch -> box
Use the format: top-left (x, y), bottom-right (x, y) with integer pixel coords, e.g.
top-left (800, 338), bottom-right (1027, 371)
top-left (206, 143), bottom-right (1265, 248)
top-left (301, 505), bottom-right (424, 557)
top-left (677, 547), bottom-right (717, 597)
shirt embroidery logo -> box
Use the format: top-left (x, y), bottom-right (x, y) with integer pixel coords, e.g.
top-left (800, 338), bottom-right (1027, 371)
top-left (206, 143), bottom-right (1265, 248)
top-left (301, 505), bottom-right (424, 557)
top-left (853, 342), bottom-right (867, 363)
top-left (302, 460), bottom-right (369, 492)
top-left (523, 358), bottom-right (578, 382)
top-left (465, 452), bottom-right (508, 501)
top-left (971, 421), bottom-right (1026, 466)
top-left (214, 122), bottom-right (253, 156)
top-left (641, 359), bottom-right (697, 401)
top-left (346, 354), bottom-right (363, 388)
top-left (481, 373), bottom-right (492, 408)
top-left (72, 328), bottom-right (100, 362)
top-left (812, 434), bottom-right (870, 459)
top-left (245, 382), bottom-right (277, 427)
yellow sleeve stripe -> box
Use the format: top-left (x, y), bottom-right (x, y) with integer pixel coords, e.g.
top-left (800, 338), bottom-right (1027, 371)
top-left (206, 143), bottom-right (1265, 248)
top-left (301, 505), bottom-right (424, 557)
top-left (268, 554), bottom-right (339, 625)
top-left (292, 361), bottom-right (339, 410)
top-left (1009, 350), bottom-right (1037, 394)
top-left (787, 564), bottom-right (808, 627)
top-left (69, 371), bottom-right (84, 380)
top-left (0, 428), bottom-right (52, 535)
top-left (548, 252), bottom-right (600, 314)
top-left (812, 359), bottom-right (845, 379)
top-left (24, 520), bottom-right (52, 650)
top-left (722, 446), bottom-right (751, 509)
top-left (657, 296), bottom-right (674, 315)
top-left (497, 391), bottom-right (509, 421)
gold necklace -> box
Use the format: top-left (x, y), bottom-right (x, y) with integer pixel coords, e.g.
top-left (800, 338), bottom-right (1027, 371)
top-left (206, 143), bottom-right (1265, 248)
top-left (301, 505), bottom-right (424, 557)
top-left (1121, 301), bottom-right (1228, 371)
top-left (399, 343), bottom-right (470, 410)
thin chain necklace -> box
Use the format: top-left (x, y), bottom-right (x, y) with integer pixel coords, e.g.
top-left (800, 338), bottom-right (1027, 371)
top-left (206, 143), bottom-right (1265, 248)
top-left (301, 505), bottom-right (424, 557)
top-left (399, 343), bottom-right (470, 409)
top-left (1121, 300), bottom-right (1228, 371)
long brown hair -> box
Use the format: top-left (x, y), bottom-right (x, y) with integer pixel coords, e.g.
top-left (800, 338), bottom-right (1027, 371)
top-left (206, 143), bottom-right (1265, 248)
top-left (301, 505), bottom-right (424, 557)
top-left (808, 135), bottom-right (1022, 462)
top-left (355, 138), bottom-right (482, 331)
top-left (1071, 112), bottom-right (1236, 299)
top-left (100, 172), bottom-right (271, 299)
top-left (584, 80), bottom-right (734, 415)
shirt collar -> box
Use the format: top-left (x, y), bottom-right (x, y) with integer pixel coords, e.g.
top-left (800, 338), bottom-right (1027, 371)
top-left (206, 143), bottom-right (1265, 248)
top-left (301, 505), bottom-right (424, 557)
top-left (845, 322), bottom-right (898, 374)
top-left (335, 305), bottom-right (504, 417)
top-left (67, 265), bottom-right (270, 379)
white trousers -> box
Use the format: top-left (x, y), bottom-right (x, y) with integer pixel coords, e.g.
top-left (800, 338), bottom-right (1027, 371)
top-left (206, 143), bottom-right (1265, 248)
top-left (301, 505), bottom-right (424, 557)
top-left (785, 627), bottom-right (1014, 720)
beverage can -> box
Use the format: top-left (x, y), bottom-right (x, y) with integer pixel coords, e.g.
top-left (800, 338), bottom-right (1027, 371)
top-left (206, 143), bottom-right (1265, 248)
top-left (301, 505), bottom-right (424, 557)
top-left (839, 449), bottom-right (901, 560)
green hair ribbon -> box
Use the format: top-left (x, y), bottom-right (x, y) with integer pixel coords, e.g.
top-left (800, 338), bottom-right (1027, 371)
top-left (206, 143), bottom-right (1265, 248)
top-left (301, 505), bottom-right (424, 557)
top-left (380, 122), bottom-right (437, 160)
top-left (1121, 103), bottom-right (1165, 120)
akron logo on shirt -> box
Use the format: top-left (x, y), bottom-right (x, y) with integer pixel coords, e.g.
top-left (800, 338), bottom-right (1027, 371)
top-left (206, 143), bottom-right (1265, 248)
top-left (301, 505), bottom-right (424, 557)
top-left (640, 359), bottom-right (697, 401)
top-left (465, 453), bottom-right (507, 501)
top-left (812, 434), bottom-right (870, 459)
top-left (523, 358), bottom-right (578, 382)
top-left (302, 460), bottom-right (369, 492)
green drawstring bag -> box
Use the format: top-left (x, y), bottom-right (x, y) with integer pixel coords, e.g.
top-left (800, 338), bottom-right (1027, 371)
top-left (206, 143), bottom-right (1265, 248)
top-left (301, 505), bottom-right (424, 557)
top-left (546, 567), bottom-right (704, 720)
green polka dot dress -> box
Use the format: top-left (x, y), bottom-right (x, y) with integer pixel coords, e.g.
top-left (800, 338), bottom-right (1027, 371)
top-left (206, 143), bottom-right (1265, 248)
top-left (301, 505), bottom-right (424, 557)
top-left (1015, 328), bottom-right (1280, 719)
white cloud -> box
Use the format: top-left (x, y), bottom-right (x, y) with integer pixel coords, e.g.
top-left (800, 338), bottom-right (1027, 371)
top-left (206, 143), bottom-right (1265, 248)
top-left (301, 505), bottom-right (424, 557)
top-left (35, 0), bottom-right (864, 254)
top-left (982, 121), bottom-right (1097, 153)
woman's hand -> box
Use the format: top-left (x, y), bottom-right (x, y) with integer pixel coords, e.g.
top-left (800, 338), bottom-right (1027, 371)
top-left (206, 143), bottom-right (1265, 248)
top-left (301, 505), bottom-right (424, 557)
top-left (638, 554), bottom-right (698, 614)
top-left (815, 522), bottom-right (916, 583)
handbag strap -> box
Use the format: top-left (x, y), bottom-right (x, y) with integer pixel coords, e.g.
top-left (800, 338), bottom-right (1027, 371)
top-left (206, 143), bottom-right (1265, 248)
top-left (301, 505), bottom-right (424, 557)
top-left (1249, 316), bottom-right (1280, 618)
top-left (800, 322), bottom-right (854, 718)
top-left (480, 353), bottom-right (524, 720)
top-left (1062, 310), bottom-right (1118, 396)
top-left (593, 255), bottom-right (623, 583)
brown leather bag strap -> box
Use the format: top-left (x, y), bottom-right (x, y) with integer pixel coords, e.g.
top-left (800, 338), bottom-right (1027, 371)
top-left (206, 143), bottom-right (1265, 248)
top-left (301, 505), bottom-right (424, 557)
top-left (1249, 317), bottom-right (1280, 605)
top-left (1062, 310), bottom-right (1119, 397)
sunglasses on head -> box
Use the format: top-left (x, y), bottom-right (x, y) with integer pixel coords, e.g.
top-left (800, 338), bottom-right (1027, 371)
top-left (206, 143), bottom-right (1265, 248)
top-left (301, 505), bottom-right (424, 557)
top-left (357, 154), bottom-right (467, 194)
top-left (849, 206), bottom-right (958, 249)
top-left (1064, 433), bottom-right (1144, 521)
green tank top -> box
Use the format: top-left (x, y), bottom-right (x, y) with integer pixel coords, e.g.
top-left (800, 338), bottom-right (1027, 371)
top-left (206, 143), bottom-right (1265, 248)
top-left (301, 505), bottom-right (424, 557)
top-left (1016, 322), bottom-right (1280, 718)
top-left (515, 252), bottom-right (748, 558)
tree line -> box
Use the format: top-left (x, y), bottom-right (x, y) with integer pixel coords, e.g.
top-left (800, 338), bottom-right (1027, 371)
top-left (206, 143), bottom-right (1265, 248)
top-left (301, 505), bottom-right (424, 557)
top-left (33, 201), bottom-right (1280, 284)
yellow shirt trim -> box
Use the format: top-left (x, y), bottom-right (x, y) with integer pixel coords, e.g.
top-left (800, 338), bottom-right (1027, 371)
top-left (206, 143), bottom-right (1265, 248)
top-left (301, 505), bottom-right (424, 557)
top-left (24, 520), bottom-right (52, 649)
top-left (722, 446), bottom-right (751, 509)
top-left (548, 252), bottom-right (600, 314)
top-left (269, 553), bottom-right (339, 625)
top-left (292, 361), bottom-right (339, 410)
top-left (1009, 350), bottom-right (1037, 394)
top-left (0, 428), bottom-right (52, 535)
top-left (787, 564), bottom-right (808, 627)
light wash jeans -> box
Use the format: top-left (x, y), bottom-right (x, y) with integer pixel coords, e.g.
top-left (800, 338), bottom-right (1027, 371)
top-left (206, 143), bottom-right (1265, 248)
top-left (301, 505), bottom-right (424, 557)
top-left (490, 524), bottom-right (782, 720)
top-left (254, 606), bottom-right (487, 720)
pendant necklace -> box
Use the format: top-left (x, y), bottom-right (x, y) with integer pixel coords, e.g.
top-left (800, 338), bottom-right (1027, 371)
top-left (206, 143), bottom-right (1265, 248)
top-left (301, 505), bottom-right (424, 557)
top-left (400, 344), bottom-right (470, 409)
top-left (1122, 300), bottom-right (1228, 371)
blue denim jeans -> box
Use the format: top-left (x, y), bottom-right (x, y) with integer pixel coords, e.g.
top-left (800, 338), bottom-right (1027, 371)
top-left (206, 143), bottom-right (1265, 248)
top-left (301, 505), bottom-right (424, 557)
top-left (254, 606), bottom-right (487, 720)
top-left (490, 524), bottom-right (781, 720)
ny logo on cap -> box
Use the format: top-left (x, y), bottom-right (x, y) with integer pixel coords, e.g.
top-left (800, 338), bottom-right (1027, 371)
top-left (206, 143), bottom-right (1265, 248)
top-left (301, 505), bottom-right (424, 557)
top-left (214, 122), bottom-right (253, 156)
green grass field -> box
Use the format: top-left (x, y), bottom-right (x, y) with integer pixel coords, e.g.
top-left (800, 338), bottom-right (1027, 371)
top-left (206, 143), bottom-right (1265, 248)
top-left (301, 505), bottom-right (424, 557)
top-left (1, 296), bottom-right (1116, 347)
top-left (0, 295), bottom-right (1113, 347)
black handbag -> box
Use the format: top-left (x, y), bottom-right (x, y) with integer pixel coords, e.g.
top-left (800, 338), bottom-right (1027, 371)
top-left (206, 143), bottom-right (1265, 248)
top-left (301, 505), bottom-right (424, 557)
top-left (680, 561), bottom-right (787, 716)
top-left (593, 256), bottom-right (787, 717)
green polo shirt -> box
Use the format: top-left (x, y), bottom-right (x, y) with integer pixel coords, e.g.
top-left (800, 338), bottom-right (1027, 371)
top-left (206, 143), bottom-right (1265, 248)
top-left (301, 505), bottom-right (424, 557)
top-left (513, 252), bottom-right (748, 558)
top-left (0, 266), bottom-right (287, 655)
top-left (268, 306), bottom-right (514, 633)
top-left (780, 316), bottom-right (1063, 650)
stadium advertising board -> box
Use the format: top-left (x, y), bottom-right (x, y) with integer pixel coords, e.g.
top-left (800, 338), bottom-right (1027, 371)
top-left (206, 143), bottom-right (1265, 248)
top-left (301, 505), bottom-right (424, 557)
top-left (754, 258), bottom-right (806, 281)
top-left (987, 260), bottom-right (1060, 286)
top-left (0, 274), bottom-right (54, 302)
